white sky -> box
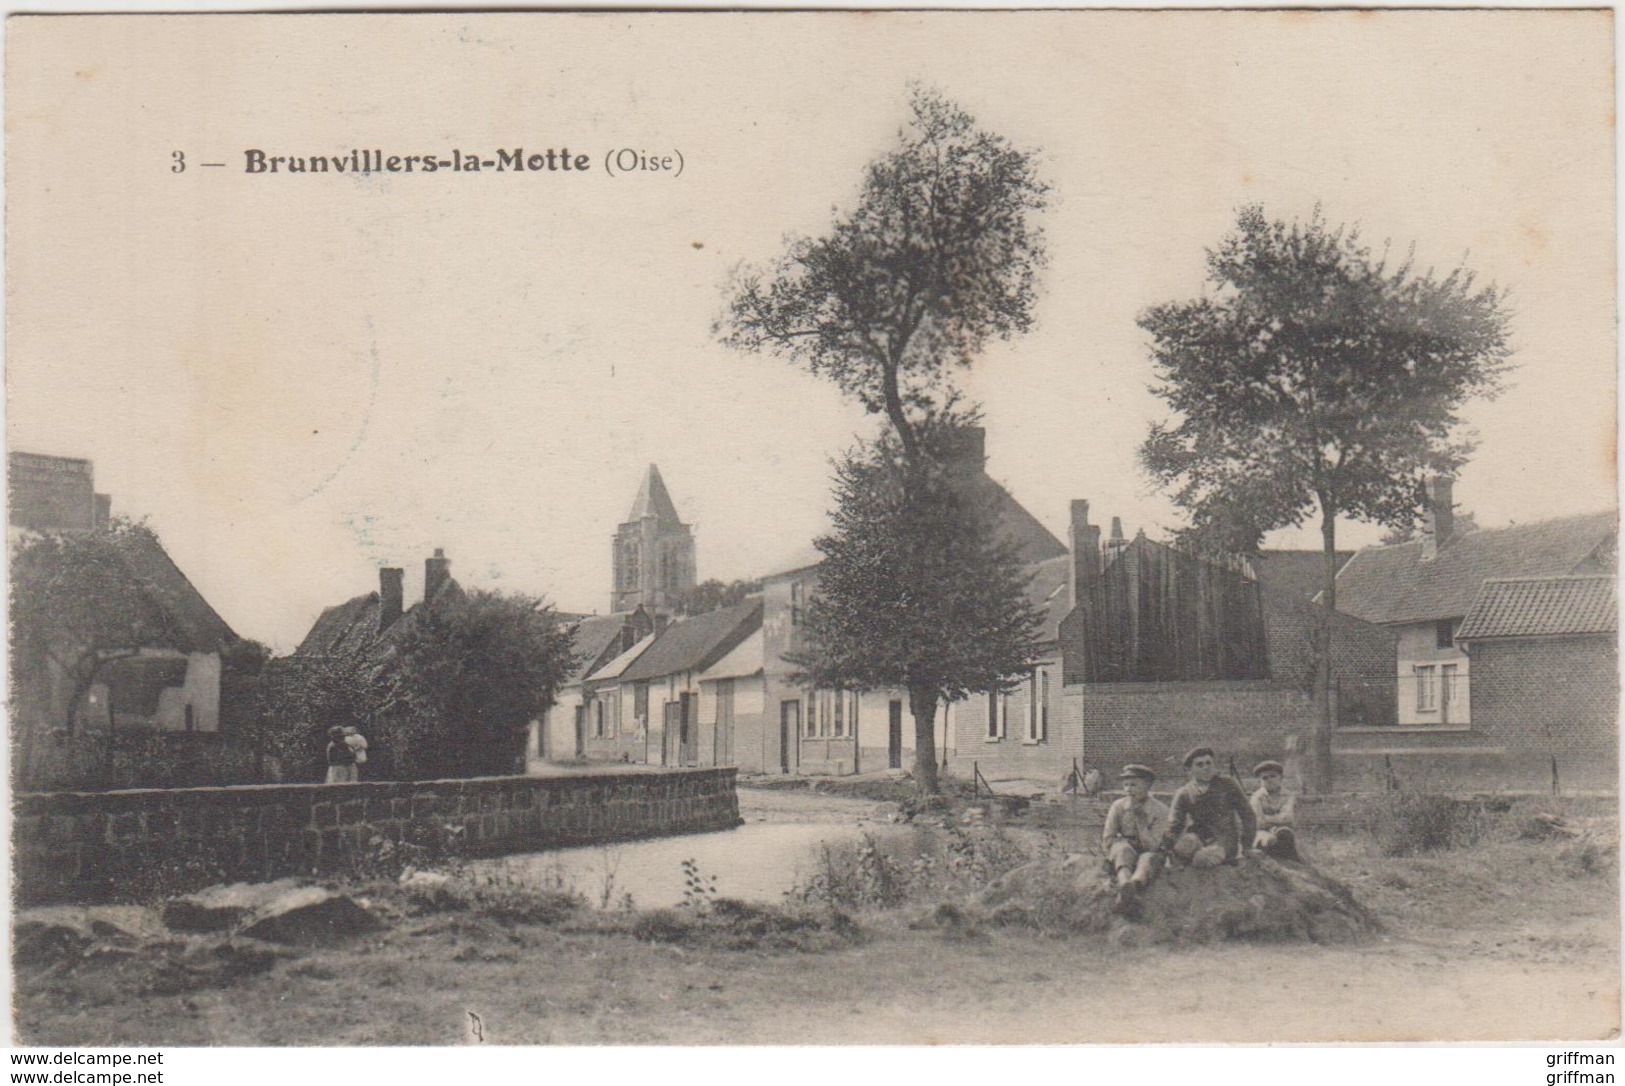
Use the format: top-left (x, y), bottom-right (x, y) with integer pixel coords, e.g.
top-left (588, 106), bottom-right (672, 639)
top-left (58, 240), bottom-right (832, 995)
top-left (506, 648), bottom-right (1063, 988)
top-left (7, 12), bottom-right (1616, 652)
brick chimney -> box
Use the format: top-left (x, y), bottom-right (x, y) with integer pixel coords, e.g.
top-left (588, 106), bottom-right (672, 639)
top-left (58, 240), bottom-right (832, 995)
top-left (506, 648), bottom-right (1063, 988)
top-left (379, 567), bottom-right (404, 631)
top-left (1421, 476), bottom-right (1455, 562)
top-left (1106, 516), bottom-right (1129, 562)
top-left (93, 494), bottom-right (111, 530)
top-left (1068, 500), bottom-right (1102, 608)
top-left (425, 548), bottom-right (451, 601)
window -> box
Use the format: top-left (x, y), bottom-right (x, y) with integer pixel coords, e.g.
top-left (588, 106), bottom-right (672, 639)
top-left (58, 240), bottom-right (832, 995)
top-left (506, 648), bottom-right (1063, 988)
top-left (805, 691), bottom-right (818, 738)
top-left (1415, 665), bottom-right (1437, 712)
top-left (184, 704), bottom-right (195, 733)
top-left (593, 699), bottom-right (606, 738)
top-left (1436, 619), bottom-right (1457, 650)
top-left (986, 691), bottom-right (1007, 740)
top-left (634, 682), bottom-right (650, 732)
top-left (1025, 668), bottom-right (1049, 743)
top-left (790, 580), bottom-right (805, 626)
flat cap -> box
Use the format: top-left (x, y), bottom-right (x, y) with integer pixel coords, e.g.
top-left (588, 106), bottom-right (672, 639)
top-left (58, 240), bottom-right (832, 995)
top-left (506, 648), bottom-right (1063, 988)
top-left (1119, 764), bottom-right (1155, 782)
top-left (1253, 760), bottom-right (1285, 776)
top-left (1182, 746), bottom-right (1216, 767)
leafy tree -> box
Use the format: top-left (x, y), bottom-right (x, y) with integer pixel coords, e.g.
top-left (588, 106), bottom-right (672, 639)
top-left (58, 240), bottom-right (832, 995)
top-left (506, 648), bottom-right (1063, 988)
top-left (675, 578), bottom-right (763, 617)
top-left (10, 519), bottom-right (193, 787)
top-left (796, 414), bottom-right (1045, 794)
top-left (382, 589), bottom-right (578, 779)
top-left (1139, 204), bottom-right (1512, 788)
top-left (719, 89), bottom-right (1050, 793)
top-left (718, 86), bottom-right (1048, 460)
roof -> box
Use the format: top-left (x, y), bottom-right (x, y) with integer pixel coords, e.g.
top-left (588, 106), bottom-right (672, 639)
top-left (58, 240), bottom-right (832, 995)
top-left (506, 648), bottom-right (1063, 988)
top-left (587, 631), bottom-right (658, 683)
top-left (618, 597), bottom-right (763, 682)
top-left (114, 530), bottom-right (238, 653)
top-left (1456, 576), bottom-right (1617, 640)
top-left (625, 464), bottom-right (683, 524)
top-left (294, 578), bottom-right (465, 659)
top-left (967, 473), bottom-right (1068, 565)
top-left (1252, 550), bottom-right (1353, 600)
top-left (698, 628), bottom-right (764, 682)
top-left (566, 613), bottom-right (637, 685)
top-left (1334, 510), bottom-right (1617, 626)
top-left (1025, 554), bottom-right (1072, 643)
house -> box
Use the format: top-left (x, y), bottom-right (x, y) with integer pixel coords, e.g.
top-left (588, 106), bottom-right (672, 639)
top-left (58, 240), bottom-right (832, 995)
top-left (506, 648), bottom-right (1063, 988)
top-left (533, 608), bottom-right (655, 765)
top-left (1453, 576), bottom-right (1617, 790)
top-left (1331, 479), bottom-right (1617, 790)
top-left (10, 452), bottom-right (248, 789)
top-left (960, 501), bottom-right (1395, 785)
top-left (757, 426), bottom-right (1070, 777)
top-left (600, 597), bottom-right (764, 767)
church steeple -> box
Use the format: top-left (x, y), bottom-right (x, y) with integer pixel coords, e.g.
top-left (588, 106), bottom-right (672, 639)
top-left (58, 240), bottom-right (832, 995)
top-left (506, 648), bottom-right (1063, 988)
top-left (612, 464), bottom-right (696, 614)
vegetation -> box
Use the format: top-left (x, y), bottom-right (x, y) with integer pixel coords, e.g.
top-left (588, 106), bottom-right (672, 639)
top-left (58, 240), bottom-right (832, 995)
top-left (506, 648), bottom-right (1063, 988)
top-left (382, 589), bottom-right (578, 779)
top-left (1139, 205), bottom-right (1512, 787)
top-left (719, 88), bottom-right (1051, 793)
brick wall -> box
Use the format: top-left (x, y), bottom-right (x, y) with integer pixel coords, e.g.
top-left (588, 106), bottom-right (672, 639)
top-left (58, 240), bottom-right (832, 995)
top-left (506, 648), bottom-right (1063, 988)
top-left (14, 768), bottom-right (742, 905)
top-left (1334, 634), bottom-right (1617, 793)
top-left (1070, 681), bottom-right (1316, 784)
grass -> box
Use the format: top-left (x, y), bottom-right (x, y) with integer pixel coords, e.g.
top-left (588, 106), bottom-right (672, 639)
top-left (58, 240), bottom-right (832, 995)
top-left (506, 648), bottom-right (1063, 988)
top-left (13, 793), bottom-right (1620, 1045)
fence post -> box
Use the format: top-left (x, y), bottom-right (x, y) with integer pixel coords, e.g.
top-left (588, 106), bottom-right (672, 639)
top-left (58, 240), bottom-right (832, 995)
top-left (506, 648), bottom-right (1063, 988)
top-left (1551, 755), bottom-right (1560, 796)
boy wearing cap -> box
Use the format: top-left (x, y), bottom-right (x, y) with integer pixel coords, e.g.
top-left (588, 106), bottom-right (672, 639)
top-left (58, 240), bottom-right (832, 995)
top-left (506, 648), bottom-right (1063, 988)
top-left (1251, 760), bottom-right (1300, 862)
top-left (1159, 746), bottom-right (1257, 868)
top-left (1101, 764), bottom-right (1169, 892)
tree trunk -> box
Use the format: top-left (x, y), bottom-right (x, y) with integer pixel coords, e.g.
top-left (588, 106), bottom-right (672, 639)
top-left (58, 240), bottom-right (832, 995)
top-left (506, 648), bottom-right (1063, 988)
top-left (908, 684), bottom-right (940, 795)
top-left (1310, 506), bottom-right (1338, 794)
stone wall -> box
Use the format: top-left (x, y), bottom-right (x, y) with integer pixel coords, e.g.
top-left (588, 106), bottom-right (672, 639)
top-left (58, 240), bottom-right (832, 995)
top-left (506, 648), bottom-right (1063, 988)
top-left (14, 768), bottom-right (741, 906)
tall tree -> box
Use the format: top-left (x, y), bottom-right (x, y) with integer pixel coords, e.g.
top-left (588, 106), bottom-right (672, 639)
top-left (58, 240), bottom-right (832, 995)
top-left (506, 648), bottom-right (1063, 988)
top-left (717, 86), bottom-right (1048, 460)
top-left (1139, 204), bottom-right (1512, 789)
top-left (382, 589), bottom-right (578, 779)
top-left (719, 88), bottom-right (1050, 792)
top-left (796, 414), bottom-right (1045, 794)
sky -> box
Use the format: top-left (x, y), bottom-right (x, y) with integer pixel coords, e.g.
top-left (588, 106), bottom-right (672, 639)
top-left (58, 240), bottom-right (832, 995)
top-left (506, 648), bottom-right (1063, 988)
top-left (7, 11), bottom-right (1616, 652)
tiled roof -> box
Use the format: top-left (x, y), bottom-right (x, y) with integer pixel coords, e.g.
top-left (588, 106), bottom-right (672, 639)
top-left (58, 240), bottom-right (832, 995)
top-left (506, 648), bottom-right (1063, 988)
top-left (618, 598), bottom-right (763, 682)
top-left (1456, 576), bottom-right (1617, 640)
top-left (1252, 550), bottom-right (1353, 600)
top-left (294, 580), bottom-right (465, 659)
top-left (566, 613), bottom-right (636, 685)
top-left (1334, 510), bottom-right (1617, 626)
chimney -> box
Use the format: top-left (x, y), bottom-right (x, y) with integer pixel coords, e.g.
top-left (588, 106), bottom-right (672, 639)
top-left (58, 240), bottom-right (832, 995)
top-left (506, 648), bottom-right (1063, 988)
top-left (1068, 500), bottom-right (1102, 608)
top-left (425, 548), bottom-right (451, 601)
top-left (1421, 476), bottom-right (1455, 562)
top-left (946, 426), bottom-right (987, 473)
top-left (93, 494), bottom-right (111, 530)
top-left (379, 567), bottom-right (404, 631)
top-left (1106, 517), bottom-right (1129, 561)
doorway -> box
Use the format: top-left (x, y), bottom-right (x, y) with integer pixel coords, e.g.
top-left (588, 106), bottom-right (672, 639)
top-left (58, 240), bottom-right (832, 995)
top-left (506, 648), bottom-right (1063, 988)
top-left (888, 699), bottom-right (904, 770)
top-left (779, 700), bottom-right (800, 774)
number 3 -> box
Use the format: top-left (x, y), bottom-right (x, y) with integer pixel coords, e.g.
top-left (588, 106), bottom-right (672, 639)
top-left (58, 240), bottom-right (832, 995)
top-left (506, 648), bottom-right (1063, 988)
top-left (171, 150), bottom-right (185, 173)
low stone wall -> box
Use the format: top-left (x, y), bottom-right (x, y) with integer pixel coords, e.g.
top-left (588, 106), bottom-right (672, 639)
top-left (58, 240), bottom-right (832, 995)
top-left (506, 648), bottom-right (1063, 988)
top-left (14, 768), bottom-right (741, 906)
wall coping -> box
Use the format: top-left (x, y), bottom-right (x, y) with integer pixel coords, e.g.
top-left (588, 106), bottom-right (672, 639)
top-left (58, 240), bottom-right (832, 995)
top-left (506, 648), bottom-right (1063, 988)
top-left (15, 767), bottom-right (737, 806)
top-left (1065, 680), bottom-right (1300, 694)
top-left (1337, 725), bottom-right (1473, 735)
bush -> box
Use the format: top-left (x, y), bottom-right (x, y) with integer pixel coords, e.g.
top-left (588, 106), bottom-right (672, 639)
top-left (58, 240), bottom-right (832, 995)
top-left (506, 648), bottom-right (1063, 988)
top-left (1370, 794), bottom-right (1489, 856)
top-left (793, 824), bottom-right (1037, 909)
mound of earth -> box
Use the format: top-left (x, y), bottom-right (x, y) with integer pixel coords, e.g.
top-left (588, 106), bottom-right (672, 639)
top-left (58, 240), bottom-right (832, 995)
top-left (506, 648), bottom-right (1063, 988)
top-left (975, 853), bottom-right (1375, 946)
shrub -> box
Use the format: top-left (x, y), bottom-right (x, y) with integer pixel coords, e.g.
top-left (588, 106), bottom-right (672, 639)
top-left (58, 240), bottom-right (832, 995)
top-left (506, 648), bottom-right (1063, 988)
top-left (1370, 794), bottom-right (1489, 856)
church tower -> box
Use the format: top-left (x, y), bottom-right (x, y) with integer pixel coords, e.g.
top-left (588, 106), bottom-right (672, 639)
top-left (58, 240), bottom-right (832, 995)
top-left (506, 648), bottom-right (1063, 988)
top-left (611, 464), bottom-right (696, 614)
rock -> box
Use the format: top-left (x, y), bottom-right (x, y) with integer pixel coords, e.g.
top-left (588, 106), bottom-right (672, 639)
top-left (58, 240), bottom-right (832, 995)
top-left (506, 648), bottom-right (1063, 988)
top-left (238, 886), bottom-right (388, 944)
top-left (399, 870), bottom-right (453, 892)
top-left (14, 917), bottom-right (91, 967)
top-left (959, 806), bottom-right (988, 825)
top-left (165, 878), bottom-right (387, 943)
top-left (163, 877), bottom-right (310, 932)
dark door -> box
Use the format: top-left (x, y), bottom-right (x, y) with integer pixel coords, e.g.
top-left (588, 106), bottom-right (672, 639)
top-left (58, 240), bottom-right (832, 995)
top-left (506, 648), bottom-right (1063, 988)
top-left (715, 680), bottom-right (735, 766)
top-left (679, 692), bottom-right (698, 765)
top-left (573, 705), bottom-right (587, 759)
top-left (780, 700), bottom-right (800, 774)
top-left (662, 700), bottom-right (680, 766)
top-left (888, 699), bottom-right (904, 770)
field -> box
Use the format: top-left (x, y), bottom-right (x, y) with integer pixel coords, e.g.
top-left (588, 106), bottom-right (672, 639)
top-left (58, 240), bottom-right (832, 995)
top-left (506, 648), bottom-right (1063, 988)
top-left (13, 785), bottom-right (1620, 1045)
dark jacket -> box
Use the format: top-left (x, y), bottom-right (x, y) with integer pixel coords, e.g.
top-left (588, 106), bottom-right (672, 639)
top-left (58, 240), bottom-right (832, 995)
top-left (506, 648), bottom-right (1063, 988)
top-left (1160, 775), bottom-right (1258, 858)
top-left (327, 740), bottom-right (357, 767)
